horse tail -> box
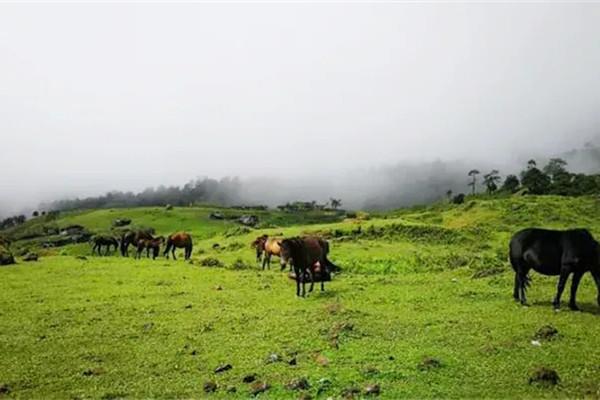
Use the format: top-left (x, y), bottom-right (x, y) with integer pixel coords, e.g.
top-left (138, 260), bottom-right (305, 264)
top-left (323, 254), bottom-right (341, 273)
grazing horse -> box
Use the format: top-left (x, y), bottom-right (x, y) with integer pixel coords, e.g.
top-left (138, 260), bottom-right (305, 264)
top-left (279, 236), bottom-right (340, 297)
top-left (91, 235), bottom-right (119, 256)
top-left (252, 235), bottom-right (285, 270)
top-left (164, 232), bottom-right (193, 260)
top-left (510, 228), bottom-right (600, 310)
top-left (136, 236), bottom-right (165, 260)
top-left (120, 230), bottom-right (154, 257)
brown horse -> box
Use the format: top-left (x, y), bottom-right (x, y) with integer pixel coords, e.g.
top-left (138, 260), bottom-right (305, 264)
top-left (279, 236), bottom-right (340, 297)
top-left (252, 235), bottom-right (286, 270)
top-left (136, 236), bottom-right (165, 260)
top-left (120, 230), bottom-right (154, 257)
top-left (164, 232), bottom-right (193, 260)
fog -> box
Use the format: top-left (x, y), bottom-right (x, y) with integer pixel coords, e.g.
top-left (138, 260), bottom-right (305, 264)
top-left (1, 3), bottom-right (600, 216)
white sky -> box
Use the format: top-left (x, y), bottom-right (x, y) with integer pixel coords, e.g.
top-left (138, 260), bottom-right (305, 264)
top-left (1, 2), bottom-right (600, 213)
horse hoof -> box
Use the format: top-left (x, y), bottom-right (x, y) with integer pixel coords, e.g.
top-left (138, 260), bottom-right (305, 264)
top-left (569, 304), bottom-right (580, 311)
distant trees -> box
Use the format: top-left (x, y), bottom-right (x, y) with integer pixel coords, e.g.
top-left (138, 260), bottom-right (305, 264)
top-left (32, 211), bottom-right (39, 217)
top-left (43, 177), bottom-right (243, 212)
top-left (482, 170), bottom-right (501, 194)
top-left (329, 198), bottom-right (342, 210)
top-left (0, 215), bottom-right (26, 230)
top-left (446, 189), bottom-right (453, 200)
top-left (462, 157), bottom-right (600, 199)
top-left (467, 170), bottom-right (480, 195)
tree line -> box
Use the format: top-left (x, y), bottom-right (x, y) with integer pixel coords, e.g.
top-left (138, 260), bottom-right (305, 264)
top-left (451, 158), bottom-right (600, 201)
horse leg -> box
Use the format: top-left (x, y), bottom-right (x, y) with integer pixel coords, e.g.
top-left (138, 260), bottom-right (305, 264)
top-left (172, 247), bottom-right (177, 260)
top-left (513, 273), bottom-right (520, 301)
top-left (267, 254), bottom-right (272, 270)
top-left (294, 265), bottom-right (301, 297)
top-left (568, 271), bottom-right (584, 311)
top-left (307, 267), bottom-right (315, 293)
top-left (262, 253), bottom-right (267, 270)
top-left (553, 265), bottom-right (572, 310)
top-left (517, 266), bottom-right (530, 306)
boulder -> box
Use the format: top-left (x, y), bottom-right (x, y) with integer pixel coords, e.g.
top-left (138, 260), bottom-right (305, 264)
top-left (112, 218), bottom-right (131, 227)
top-left (238, 215), bottom-right (259, 227)
top-left (209, 211), bottom-right (224, 220)
top-left (23, 252), bottom-right (39, 262)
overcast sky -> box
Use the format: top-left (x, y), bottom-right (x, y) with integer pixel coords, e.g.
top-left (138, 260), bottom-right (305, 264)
top-left (1, 2), bottom-right (600, 214)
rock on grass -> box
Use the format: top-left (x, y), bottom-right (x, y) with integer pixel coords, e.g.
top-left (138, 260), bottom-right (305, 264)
top-left (364, 383), bottom-right (381, 396)
top-left (529, 367), bottom-right (560, 386)
top-left (250, 382), bottom-right (270, 396)
top-left (285, 377), bottom-right (310, 391)
top-left (418, 356), bottom-right (442, 371)
top-left (214, 363), bottom-right (232, 373)
top-left (534, 325), bottom-right (559, 341)
top-left (203, 381), bottom-right (217, 393)
top-left (243, 374), bottom-right (257, 383)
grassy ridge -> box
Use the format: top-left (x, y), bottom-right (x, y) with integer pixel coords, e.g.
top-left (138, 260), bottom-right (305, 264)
top-left (1, 196), bottom-right (600, 398)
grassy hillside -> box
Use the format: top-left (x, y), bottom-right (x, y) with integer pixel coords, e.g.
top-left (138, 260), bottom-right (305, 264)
top-left (1, 196), bottom-right (600, 399)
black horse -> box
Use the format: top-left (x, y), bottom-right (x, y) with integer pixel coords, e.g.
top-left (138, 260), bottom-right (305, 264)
top-left (509, 228), bottom-right (600, 310)
top-left (91, 235), bottom-right (119, 256)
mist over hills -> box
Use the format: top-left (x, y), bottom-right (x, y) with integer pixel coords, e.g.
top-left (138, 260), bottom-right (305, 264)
top-left (14, 142), bottom-right (595, 217)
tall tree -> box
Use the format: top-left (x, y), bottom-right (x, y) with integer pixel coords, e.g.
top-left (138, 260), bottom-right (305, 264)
top-left (467, 169), bottom-right (480, 195)
top-left (482, 170), bottom-right (501, 194)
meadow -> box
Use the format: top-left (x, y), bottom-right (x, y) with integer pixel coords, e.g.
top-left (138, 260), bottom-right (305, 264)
top-left (1, 196), bottom-right (600, 399)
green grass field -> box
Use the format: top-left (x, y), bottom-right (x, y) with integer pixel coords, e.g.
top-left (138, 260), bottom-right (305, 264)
top-left (2, 196), bottom-right (600, 399)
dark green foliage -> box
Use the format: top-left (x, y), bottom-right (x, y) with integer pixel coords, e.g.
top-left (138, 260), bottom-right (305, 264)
top-left (501, 175), bottom-right (520, 193)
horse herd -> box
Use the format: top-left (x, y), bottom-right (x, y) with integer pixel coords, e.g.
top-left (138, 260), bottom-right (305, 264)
top-left (91, 230), bottom-right (193, 260)
top-left (92, 226), bottom-right (600, 306)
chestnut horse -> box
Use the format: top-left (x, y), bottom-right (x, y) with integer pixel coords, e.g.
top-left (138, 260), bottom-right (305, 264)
top-left (136, 236), bottom-right (165, 260)
top-left (279, 236), bottom-right (340, 297)
top-left (120, 230), bottom-right (154, 257)
top-left (164, 232), bottom-right (193, 260)
top-left (252, 235), bottom-right (286, 270)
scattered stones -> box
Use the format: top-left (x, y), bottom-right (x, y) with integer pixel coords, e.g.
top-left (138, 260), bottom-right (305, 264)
top-left (203, 381), bottom-right (217, 393)
top-left (529, 367), bottom-right (560, 386)
top-left (534, 325), bottom-right (559, 341)
top-left (285, 377), bottom-right (310, 391)
top-left (250, 381), bottom-right (270, 396)
top-left (214, 363), bottom-right (232, 373)
top-left (364, 383), bottom-right (381, 396)
top-left (341, 386), bottom-right (361, 399)
top-left (209, 211), bottom-right (224, 220)
top-left (214, 285), bottom-right (223, 291)
top-left (22, 252), bottom-right (38, 262)
top-left (531, 340), bottom-right (541, 347)
top-left (243, 374), bottom-right (257, 383)
top-left (418, 356), bottom-right (442, 371)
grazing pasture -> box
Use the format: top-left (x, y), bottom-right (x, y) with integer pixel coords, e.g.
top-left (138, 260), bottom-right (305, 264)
top-left (1, 196), bottom-right (600, 398)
